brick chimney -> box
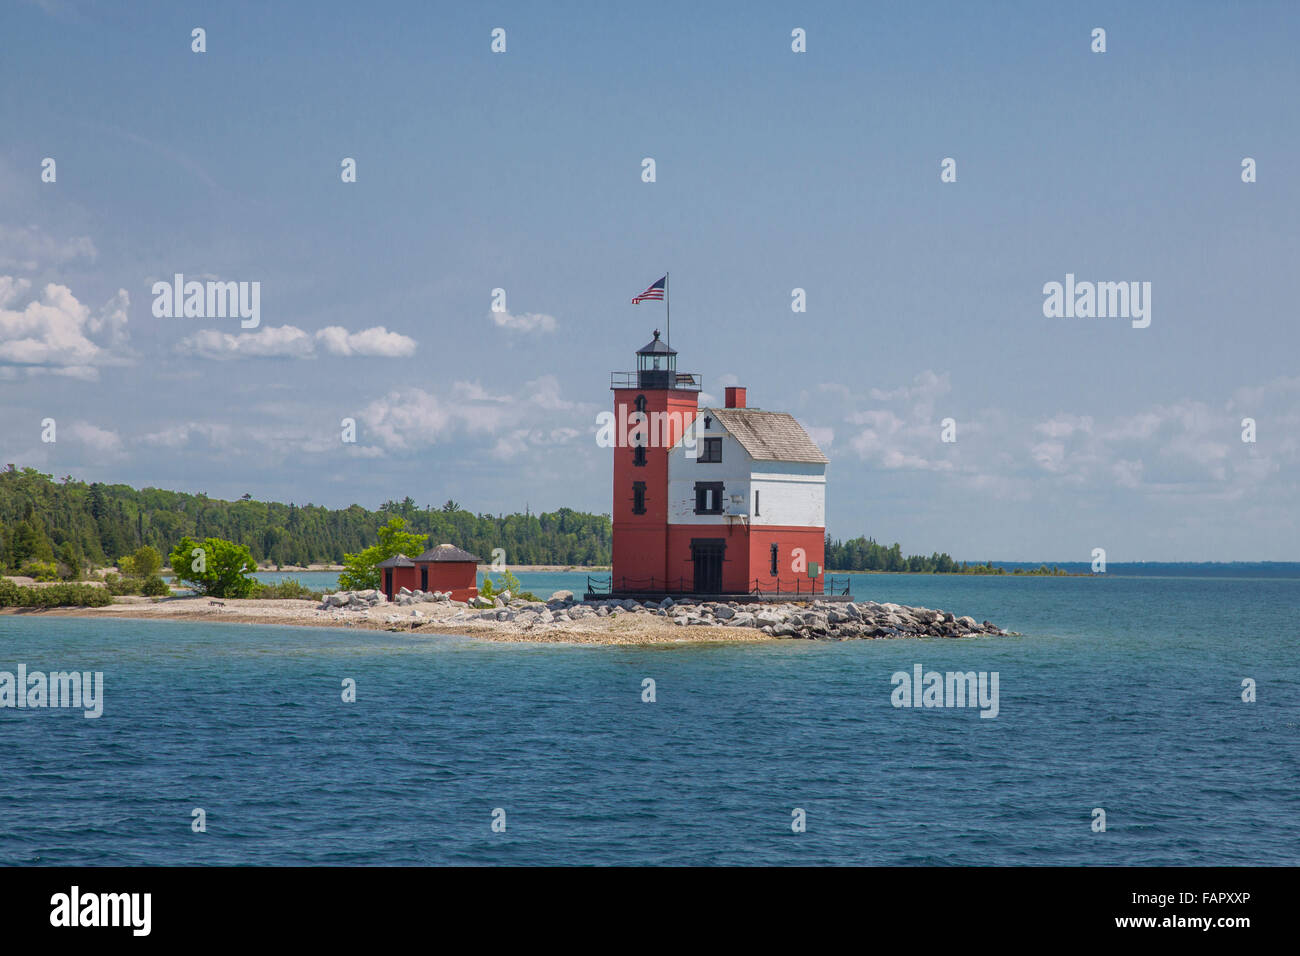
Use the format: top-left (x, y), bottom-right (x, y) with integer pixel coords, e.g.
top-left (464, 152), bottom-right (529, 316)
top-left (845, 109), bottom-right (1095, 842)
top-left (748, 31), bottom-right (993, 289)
top-left (725, 386), bottom-right (747, 409)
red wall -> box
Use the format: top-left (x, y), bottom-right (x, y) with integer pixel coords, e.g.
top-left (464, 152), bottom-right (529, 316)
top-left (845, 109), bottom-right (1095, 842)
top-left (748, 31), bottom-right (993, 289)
top-left (382, 566), bottom-right (420, 601)
top-left (411, 561), bottom-right (478, 602)
top-left (664, 522), bottom-right (825, 594)
top-left (610, 386), bottom-right (700, 589)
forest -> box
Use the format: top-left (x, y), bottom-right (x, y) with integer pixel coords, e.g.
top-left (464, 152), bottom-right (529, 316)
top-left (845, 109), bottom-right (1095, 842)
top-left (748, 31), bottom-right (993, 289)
top-left (1, 466), bottom-right (1015, 576)
top-left (0, 467), bottom-right (612, 571)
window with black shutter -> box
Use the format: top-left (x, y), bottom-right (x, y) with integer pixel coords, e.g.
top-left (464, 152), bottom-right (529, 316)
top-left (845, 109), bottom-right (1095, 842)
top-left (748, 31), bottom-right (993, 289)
top-left (693, 481), bottom-right (723, 515)
top-left (632, 481), bottom-right (646, 514)
top-left (770, 543), bottom-right (779, 576)
top-left (698, 437), bottom-right (722, 463)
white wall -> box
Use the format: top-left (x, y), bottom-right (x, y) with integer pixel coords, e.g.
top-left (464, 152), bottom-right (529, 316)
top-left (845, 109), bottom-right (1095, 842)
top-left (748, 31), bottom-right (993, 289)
top-left (751, 461), bottom-right (825, 528)
top-left (665, 424), bottom-right (825, 528)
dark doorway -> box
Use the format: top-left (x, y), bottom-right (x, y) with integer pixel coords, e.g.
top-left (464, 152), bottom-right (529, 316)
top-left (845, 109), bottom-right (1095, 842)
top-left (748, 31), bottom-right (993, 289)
top-left (420, 567), bottom-right (428, 591)
top-left (384, 568), bottom-right (393, 600)
top-left (691, 538), bottom-right (726, 593)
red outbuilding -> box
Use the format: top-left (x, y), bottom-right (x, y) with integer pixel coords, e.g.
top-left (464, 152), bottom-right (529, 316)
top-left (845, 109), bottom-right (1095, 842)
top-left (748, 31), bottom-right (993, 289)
top-left (377, 544), bottom-right (481, 602)
top-left (377, 553), bottom-right (418, 599)
top-left (413, 543), bottom-right (481, 602)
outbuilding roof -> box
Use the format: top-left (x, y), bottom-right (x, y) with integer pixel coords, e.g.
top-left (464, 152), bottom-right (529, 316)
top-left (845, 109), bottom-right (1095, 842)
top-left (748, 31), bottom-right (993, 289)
top-left (376, 553), bottom-right (416, 568)
top-left (414, 543), bottom-right (482, 563)
top-left (706, 407), bottom-right (829, 464)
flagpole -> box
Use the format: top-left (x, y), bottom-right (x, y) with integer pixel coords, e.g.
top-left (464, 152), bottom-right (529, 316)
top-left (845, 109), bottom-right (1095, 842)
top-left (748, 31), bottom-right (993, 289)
top-left (665, 272), bottom-right (670, 349)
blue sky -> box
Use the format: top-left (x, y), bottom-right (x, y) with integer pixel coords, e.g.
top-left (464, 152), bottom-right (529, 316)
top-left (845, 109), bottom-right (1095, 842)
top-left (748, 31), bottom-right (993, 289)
top-left (2, 0), bottom-right (1297, 560)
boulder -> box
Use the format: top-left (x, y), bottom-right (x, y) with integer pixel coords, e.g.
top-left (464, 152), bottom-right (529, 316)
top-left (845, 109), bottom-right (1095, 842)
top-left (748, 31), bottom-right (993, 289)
top-left (549, 590), bottom-right (575, 603)
top-left (713, 604), bottom-right (736, 621)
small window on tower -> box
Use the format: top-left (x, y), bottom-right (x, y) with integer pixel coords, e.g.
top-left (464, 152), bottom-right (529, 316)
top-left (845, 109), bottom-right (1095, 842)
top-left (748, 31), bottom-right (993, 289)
top-left (634, 395), bottom-right (647, 413)
top-left (632, 481), bottom-right (646, 515)
top-left (633, 445), bottom-right (647, 466)
top-left (754, 490), bottom-right (760, 516)
top-left (698, 437), bottom-right (722, 463)
top-left (770, 543), bottom-right (779, 577)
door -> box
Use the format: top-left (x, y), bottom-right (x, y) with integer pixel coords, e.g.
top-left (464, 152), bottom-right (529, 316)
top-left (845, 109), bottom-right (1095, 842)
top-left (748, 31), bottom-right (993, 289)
top-left (691, 538), bottom-right (726, 593)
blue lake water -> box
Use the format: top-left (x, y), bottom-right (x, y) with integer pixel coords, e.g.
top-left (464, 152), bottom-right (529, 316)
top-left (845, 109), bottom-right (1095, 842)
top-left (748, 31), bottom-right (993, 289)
top-left (2, 569), bottom-right (1297, 865)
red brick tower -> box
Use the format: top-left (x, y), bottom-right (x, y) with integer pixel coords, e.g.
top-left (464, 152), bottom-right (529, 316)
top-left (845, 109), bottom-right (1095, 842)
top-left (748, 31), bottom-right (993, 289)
top-left (609, 330), bottom-right (701, 591)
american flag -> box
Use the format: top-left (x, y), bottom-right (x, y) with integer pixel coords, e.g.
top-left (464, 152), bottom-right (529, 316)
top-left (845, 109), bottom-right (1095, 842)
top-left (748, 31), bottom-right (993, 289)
top-left (632, 276), bottom-right (666, 303)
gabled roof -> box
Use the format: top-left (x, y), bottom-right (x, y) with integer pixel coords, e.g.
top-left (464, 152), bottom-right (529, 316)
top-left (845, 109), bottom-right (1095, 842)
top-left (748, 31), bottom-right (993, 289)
top-left (376, 553), bottom-right (415, 568)
top-left (705, 407), bottom-right (829, 464)
top-left (414, 543), bottom-right (482, 563)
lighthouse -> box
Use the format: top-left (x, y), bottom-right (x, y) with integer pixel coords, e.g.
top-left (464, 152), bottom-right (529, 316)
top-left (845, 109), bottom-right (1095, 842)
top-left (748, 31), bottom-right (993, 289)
top-left (603, 330), bottom-right (835, 599)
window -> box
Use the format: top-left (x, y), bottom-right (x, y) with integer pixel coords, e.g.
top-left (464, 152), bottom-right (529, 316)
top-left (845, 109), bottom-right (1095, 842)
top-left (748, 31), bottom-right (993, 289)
top-left (698, 437), bottom-right (722, 463)
top-left (633, 445), bottom-right (647, 466)
top-left (770, 543), bottom-right (779, 577)
top-left (632, 481), bottom-right (646, 515)
top-left (634, 395), bottom-right (647, 413)
top-left (754, 490), bottom-right (760, 516)
top-left (694, 481), bottom-right (724, 515)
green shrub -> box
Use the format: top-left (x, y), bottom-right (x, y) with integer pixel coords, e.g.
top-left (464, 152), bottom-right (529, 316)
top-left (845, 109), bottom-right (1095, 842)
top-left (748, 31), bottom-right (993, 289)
top-left (119, 545), bottom-right (162, 579)
top-left (478, 569), bottom-right (538, 602)
top-left (252, 579), bottom-right (321, 601)
top-left (19, 560), bottom-right (60, 582)
top-left (103, 572), bottom-right (141, 595)
top-left (140, 575), bottom-right (171, 597)
top-left (0, 580), bottom-right (112, 608)
top-left (168, 536), bottom-right (257, 598)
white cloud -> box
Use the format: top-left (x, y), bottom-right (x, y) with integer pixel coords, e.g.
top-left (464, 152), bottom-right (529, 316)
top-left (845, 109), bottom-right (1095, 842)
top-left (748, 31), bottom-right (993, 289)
top-left (68, 422), bottom-right (123, 457)
top-left (178, 324), bottom-right (417, 360)
top-left (177, 325), bottom-right (313, 360)
top-left (317, 325), bottom-right (416, 357)
top-left (0, 279), bottom-right (130, 379)
top-left (355, 376), bottom-right (595, 455)
top-left (488, 310), bottom-right (557, 333)
top-left (0, 225), bottom-right (96, 271)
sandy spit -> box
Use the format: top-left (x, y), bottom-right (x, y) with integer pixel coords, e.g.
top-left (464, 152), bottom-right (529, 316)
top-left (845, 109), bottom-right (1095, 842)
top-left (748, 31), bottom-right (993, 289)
top-left (1, 596), bottom-right (772, 647)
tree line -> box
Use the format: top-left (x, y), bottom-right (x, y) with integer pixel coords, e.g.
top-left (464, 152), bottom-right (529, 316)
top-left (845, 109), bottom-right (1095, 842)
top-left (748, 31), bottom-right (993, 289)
top-left (824, 535), bottom-right (1008, 574)
top-left (0, 467), bottom-right (612, 572)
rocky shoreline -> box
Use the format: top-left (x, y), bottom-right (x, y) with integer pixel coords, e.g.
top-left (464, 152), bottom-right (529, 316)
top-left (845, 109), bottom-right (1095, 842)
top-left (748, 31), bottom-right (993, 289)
top-left (325, 587), bottom-right (1010, 641)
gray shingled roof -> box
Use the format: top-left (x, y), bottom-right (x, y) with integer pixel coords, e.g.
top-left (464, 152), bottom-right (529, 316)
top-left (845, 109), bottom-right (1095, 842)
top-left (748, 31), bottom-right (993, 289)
top-left (376, 553), bottom-right (416, 568)
top-left (706, 407), bottom-right (829, 464)
top-left (414, 543), bottom-right (482, 563)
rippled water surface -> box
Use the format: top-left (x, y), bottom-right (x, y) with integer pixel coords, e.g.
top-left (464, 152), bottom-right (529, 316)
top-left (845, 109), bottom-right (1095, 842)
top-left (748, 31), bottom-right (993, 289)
top-left (2, 570), bottom-right (1297, 865)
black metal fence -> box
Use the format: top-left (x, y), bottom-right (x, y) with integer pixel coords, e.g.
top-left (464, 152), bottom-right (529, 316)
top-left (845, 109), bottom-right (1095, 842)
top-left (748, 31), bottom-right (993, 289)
top-left (586, 574), bottom-right (851, 597)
